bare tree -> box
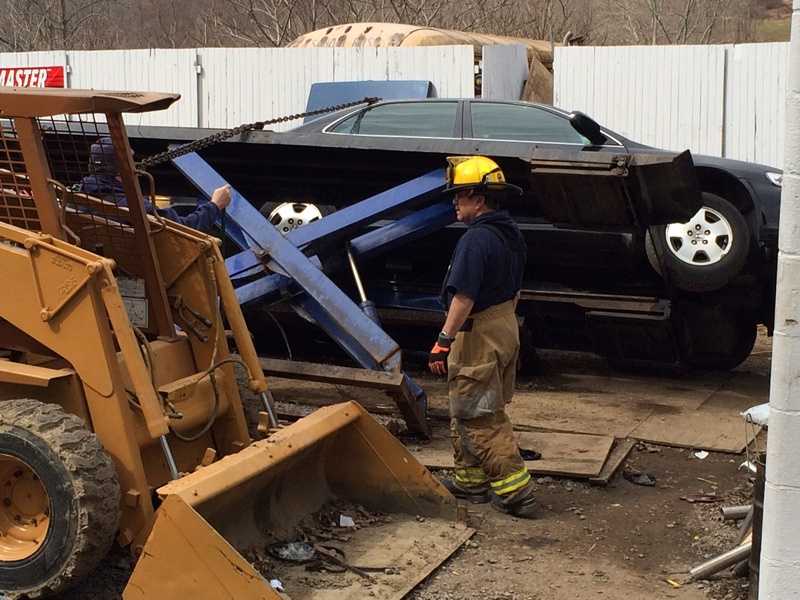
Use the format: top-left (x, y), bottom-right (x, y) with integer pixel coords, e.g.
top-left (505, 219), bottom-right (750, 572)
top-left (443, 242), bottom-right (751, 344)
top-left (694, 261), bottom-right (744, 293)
top-left (200, 0), bottom-right (596, 47)
top-left (0, 0), bottom-right (121, 51)
top-left (0, 0), bottom-right (761, 51)
top-left (598, 0), bottom-right (754, 45)
top-left (118, 0), bottom-right (216, 48)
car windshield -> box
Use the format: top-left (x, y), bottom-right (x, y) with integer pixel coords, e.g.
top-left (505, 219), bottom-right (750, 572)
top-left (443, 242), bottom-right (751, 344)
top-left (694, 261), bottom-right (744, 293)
top-left (470, 103), bottom-right (592, 145)
top-left (329, 102), bottom-right (458, 137)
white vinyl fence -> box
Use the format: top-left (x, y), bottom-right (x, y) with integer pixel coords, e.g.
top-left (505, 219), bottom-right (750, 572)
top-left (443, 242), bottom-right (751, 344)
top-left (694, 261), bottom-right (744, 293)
top-left (1, 46), bottom-right (476, 130)
top-left (482, 44), bottom-right (529, 100)
top-left (555, 42), bottom-right (789, 169)
top-left (197, 46), bottom-right (474, 130)
top-left (68, 49), bottom-right (199, 127)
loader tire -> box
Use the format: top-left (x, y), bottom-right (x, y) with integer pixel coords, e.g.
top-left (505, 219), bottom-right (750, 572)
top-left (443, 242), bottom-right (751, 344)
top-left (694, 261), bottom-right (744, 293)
top-left (0, 399), bottom-right (120, 599)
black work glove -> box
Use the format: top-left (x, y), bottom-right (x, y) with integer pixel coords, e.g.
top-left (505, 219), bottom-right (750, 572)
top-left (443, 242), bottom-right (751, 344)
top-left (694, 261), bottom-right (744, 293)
top-left (428, 332), bottom-right (454, 376)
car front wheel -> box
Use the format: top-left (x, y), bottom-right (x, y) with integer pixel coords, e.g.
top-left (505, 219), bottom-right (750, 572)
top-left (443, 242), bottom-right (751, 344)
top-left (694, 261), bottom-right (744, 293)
top-left (646, 192), bottom-right (750, 293)
top-left (676, 303), bottom-right (757, 371)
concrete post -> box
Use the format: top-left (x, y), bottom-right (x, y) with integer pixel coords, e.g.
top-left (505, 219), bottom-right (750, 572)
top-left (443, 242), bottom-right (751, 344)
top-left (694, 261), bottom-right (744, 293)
top-left (760, 0), bottom-right (800, 596)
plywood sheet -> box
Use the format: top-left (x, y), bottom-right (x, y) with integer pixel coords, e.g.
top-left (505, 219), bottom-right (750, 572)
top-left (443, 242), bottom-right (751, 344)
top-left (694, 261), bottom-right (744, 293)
top-left (630, 406), bottom-right (758, 453)
top-left (589, 438), bottom-right (637, 486)
top-left (533, 371), bottom-right (728, 409)
top-left (407, 430), bottom-right (614, 478)
top-left (269, 516), bottom-right (473, 600)
top-left (508, 391), bottom-right (655, 438)
top-left (265, 367), bottom-right (766, 454)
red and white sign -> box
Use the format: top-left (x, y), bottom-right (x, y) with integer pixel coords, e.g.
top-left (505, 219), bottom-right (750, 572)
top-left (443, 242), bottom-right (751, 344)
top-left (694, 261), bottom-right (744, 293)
top-left (0, 66), bottom-right (65, 88)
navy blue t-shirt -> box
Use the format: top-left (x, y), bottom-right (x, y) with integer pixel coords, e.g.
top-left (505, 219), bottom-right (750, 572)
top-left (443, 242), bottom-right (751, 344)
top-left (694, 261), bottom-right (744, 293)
top-left (441, 210), bottom-right (527, 313)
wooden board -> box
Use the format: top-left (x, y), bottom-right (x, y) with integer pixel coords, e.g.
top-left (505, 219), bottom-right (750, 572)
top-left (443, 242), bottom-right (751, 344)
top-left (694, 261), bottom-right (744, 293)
top-left (264, 368), bottom-right (767, 454)
top-left (260, 358), bottom-right (405, 389)
top-left (507, 392), bottom-right (656, 438)
top-left (542, 372), bottom-right (729, 409)
top-left (268, 377), bottom-right (451, 419)
top-left (589, 438), bottom-right (637, 486)
top-left (630, 406), bottom-right (759, 453)
top-left (407, 430), bottom-right (614, 478)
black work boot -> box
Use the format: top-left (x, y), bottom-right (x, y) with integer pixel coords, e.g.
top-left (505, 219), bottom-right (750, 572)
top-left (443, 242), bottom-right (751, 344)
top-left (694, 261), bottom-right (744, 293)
top-left (491, 481), bottom-right (537, 518)
top-left (439, 477), bottom-right (490, 504)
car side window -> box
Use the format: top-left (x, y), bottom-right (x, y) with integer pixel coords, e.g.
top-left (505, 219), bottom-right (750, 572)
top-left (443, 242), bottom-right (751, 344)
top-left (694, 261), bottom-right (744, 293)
top-left (329, 102), bottom-right (458, 137)
top-left (471, 103), bottom-right (592, 145)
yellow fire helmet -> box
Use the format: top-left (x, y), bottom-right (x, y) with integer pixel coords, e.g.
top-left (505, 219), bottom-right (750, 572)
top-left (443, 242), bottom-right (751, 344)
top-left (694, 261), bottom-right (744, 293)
top-left (445, 155), bottom-right (523, 196)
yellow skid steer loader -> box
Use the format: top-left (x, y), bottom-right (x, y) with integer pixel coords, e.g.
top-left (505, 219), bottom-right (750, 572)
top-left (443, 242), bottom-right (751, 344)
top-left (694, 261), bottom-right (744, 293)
top-left (0, 88), bottom-right (462, 599)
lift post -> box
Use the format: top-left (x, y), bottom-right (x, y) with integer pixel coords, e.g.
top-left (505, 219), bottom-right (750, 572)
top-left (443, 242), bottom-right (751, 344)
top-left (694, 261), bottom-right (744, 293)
top-left (173, 153), bottom-right (453, 438)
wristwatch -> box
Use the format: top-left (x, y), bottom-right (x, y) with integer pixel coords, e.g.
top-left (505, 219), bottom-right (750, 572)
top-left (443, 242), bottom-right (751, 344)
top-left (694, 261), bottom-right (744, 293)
top-left (438, 331), bottom-right (455, 347)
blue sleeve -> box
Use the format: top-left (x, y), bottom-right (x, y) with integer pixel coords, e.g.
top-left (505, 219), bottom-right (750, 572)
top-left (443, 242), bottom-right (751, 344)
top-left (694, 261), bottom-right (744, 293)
top-left (158, 202), bottom-right (221, 233)
top-left (445, 230), bottom-right (486, 301)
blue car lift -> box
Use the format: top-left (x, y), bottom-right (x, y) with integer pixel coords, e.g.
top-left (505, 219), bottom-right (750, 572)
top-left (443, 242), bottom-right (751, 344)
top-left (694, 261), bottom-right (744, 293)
top-left (173, 152), bottom-right (456, 438)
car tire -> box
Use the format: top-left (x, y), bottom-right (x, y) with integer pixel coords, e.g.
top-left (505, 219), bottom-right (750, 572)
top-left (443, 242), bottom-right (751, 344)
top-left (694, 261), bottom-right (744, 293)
top-left (676, 304), bottom-right (757, 371)
top-left (259, 200), bottom-right (335, 234)
top-left (0, 399), bottom-right (121, 599)
top-left (645, 192), bottom-right (750, 293)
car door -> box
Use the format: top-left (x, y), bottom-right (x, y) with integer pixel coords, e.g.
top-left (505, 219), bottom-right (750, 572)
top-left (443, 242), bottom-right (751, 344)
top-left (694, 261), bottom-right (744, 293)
top-left (464, 101), bottom-right (701, 287)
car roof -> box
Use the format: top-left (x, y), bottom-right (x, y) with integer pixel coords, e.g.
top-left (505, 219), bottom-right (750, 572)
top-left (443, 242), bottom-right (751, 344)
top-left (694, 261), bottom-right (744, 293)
top-left (291, 97), bottom-right (573, 133)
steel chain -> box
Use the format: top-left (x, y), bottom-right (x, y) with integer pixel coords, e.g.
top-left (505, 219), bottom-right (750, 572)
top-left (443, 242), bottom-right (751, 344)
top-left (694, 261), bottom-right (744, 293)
top-left (136, 96), bottom-right (379, 169)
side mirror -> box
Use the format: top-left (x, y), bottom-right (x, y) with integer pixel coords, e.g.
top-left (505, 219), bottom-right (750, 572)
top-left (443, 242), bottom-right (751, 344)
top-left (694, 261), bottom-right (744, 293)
top-left (568, 111), bottom-right (607, 146)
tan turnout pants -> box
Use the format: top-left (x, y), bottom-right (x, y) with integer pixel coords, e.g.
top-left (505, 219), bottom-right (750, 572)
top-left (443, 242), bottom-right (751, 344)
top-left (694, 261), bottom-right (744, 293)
top-left (447, 300), bottom-right (530, 497)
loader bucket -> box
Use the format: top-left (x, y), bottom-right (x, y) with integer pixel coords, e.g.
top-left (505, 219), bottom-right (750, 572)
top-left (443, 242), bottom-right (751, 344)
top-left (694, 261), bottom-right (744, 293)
top-left (125, 402), bottom-right (469, 600)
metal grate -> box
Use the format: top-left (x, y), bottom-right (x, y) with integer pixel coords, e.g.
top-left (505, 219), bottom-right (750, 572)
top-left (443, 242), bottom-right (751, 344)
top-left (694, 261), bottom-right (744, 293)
top-left (38, 114), bottom-right (146, 274)
top-left (0, 119), bottom-right (40, 231)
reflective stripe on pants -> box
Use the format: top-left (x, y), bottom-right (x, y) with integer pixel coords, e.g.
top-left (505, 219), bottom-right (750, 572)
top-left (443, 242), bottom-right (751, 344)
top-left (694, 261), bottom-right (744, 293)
top-left (454, 466), bottom-right (489, 486)
top-left (489, 466), bottom-right (531, 496)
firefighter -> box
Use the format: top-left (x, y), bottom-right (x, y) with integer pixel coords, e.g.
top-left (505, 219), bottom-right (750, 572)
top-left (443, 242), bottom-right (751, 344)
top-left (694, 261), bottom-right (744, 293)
top-left (79, 136), bottom-right (230, 232)
top-left (429, 155), bottom-right (536, 519)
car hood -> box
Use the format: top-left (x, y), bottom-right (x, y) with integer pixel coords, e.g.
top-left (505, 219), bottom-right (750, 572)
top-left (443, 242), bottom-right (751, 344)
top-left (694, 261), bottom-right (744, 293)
top-left (692, 153), bottom-right (780, 176)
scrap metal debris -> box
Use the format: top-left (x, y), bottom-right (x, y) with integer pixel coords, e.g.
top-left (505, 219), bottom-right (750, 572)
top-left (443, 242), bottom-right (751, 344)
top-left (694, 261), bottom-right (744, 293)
top-left (623, 469), bottom-right (656, 487)
top-left (247, 500), bottom-right (403, 592)
top-left (680, 493), bottom-right (720, 504)
top-left (268, 542), bottom-right (317, 563)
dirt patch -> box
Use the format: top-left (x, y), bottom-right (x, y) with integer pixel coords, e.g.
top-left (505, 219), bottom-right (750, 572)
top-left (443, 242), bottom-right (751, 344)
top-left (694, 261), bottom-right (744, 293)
top-left (62, 330), bottom-right (770, 599)
top-left (410, 447), bottom-right (754, 600)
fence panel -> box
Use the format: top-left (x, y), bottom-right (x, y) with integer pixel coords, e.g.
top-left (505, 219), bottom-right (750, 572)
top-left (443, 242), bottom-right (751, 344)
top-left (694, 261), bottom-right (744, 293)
top-left (725, 42), bottom-right (789, 168)
top-left (199, 46), bottom-right (474, 130)
top-left (67, 49), bottom-right (198, 127)
top-left (482, 44), bottom-right (528, 100)
top-left (2, 46), bottom-right (474, 131)
top-left (555, 43), bottom-right (792, 168)
top-left (555, 45), bottom-right (727, 157)
top-left (0, 50), bottom-right (67, 73)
